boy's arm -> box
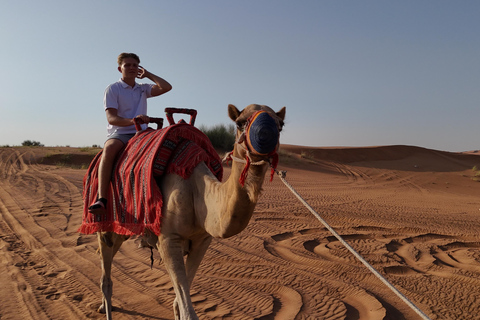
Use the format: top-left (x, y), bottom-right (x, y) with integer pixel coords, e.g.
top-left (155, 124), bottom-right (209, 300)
top-left (138, 67), bottom-right (172, 97)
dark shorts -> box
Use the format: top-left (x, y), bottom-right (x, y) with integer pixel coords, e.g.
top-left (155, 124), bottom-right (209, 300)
top-left (106, 133), bottom-right (135, 145)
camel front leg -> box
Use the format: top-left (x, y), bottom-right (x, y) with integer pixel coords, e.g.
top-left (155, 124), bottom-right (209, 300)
top-left (97, 232), bottom-right (127, 320)
top-left (186, 236), bottom-right (212, 287)
top-left (157, 234), bottom-right (198, 320)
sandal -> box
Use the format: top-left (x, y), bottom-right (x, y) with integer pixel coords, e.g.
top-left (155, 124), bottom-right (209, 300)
top-left (88, 198), bottom-right (107, 214)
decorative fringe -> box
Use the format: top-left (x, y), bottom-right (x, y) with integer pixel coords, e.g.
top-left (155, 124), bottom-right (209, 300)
top-left (270, 152), bottom-right (279, 182)
top-left (239, 155), bottom-right (251, 187)
top-left (222, 151), bottom-right (233, 165)
top-left (77, 221), bottom-right (161, 236)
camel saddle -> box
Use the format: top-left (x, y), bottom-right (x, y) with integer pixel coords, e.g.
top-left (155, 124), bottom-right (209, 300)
top-left (78, 123), bottom-right (223, 236)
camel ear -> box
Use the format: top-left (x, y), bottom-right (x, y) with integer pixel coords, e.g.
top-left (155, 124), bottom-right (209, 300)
top-left (228, 104), bottom-right (241, 121)
top-left (276, 107), bottom-right (286, 121)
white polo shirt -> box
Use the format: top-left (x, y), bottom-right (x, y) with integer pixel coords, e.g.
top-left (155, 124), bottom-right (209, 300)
top-left (104, 79), bottom-right (154, 135)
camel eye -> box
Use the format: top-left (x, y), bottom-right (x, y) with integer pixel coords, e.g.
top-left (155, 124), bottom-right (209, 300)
top-left (236, 121), bottom-right (245, 130)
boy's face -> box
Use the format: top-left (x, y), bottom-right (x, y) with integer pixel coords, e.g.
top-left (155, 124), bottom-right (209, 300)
top-left (118, 57), bottom-right (139, 79)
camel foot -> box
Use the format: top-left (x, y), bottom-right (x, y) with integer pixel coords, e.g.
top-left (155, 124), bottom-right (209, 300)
top-left (97, 304), bottom-right (106, 314)
top-left (97, 304), bottom-right (117, 314)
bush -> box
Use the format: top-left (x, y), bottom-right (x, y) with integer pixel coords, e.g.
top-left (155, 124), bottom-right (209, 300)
top-left (22, 140), bottom-right (44, 147)
top-left (200, 124), bottom-right (235, 152)
top-left (472, 166), bottom-right (480, 182)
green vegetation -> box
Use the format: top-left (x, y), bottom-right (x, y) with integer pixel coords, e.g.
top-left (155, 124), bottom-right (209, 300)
top-left (41, 152), bottom-right (91, 170)
top-left (300, 150), bottom-right (315, 160)
top-left (22, 140), bottom-right (44, 147)
top-left (472, 166), bottom-right (480, 182)
top-left (39, 146), bottom-right (100, 170)
top-left (79, 146), bottom-right (102, 153)
top-left (200, 124), bottom-right (235, 152)
top-left (277, 148), bottom-right (301, 166)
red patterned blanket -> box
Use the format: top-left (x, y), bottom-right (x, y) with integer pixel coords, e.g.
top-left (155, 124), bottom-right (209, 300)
top-left (78, 123), bottom-right (223, 236)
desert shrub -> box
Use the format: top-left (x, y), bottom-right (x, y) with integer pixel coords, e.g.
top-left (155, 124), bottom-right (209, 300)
top-left (301, 150), bottom-right (315, 160)
top-left (278, 148), bottom-right (301, 166)
top-left (200, 124), bottom-right (235, 152)
top-left (472, 166), bottom-right (480, 182)
top-left (22, 140), bottom-right (44, 147)
top-left (79, 146), bottom-right (101, 157)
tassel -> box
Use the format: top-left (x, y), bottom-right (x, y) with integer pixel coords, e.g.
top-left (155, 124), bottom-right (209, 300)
top-left (239, 155), bottom-right (251, 187)
top-left (223, 151), bottom-right (233, 165)
top-left (269, 152), bottom-right (279, 182)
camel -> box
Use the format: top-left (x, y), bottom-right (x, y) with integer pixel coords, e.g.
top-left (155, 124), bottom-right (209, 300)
top-left (96, 104), bottom-right (286, 320)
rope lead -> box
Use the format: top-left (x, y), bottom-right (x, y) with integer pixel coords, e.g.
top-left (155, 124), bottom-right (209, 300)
top-left (274, 169), bottom-right (432, 320)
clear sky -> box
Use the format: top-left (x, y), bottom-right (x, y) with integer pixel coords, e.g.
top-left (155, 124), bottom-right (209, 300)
top-left (1, 1), bottom-right (479, 152)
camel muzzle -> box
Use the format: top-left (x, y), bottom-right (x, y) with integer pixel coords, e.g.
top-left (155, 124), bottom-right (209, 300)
top-left (245, 111), bottom-right (280, 156)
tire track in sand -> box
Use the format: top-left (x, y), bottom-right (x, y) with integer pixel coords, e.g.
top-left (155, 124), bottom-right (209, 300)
top-left (0, 149), bottom-right (175, 319)
top-left (0, 149), bottom-right (103, 319)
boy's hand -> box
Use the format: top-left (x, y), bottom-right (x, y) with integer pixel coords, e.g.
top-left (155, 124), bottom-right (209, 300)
top-left (134, 114), bottom-right (150, 124)
top-left (133, 114), bottom-right (150, 133)
top-left (137, 66), bottom-right (148, 79)
top-left (136, 67), bottom-right (172, 96)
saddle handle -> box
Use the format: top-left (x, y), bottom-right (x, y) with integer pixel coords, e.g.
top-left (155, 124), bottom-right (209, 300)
top-left (133, 117), bottom-right (164, 131)
top-left (164, 108), bottom-right (197, 126)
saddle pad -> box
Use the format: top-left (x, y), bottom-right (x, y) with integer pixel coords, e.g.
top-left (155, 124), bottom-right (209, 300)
top-left (78, 123), bottom-right (222, 236)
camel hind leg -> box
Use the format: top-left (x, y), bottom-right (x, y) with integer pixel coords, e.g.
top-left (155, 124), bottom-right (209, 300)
top-left (97, 232), bottom-right (128, 319)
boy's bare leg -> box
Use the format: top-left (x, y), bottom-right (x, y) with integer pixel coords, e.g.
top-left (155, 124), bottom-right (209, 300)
top-left (89, 138), bottom-right (125, 214)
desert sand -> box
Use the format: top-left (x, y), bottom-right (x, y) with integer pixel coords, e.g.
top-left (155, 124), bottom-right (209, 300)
top-left (1, 144), bottom-right (479, 320)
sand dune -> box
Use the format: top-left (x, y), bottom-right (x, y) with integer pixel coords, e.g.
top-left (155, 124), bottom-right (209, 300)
top-left (1, 145), bottom-right (479, 319)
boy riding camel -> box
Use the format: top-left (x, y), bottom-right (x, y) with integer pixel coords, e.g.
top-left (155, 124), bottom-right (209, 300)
top-left (88, 52), bottom-right (172, 214)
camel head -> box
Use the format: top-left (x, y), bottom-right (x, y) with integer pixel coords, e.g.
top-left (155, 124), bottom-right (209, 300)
top-left (227, 104), bottom-right (286, 187)
top-left (228, 104), bottom-right (286, 156)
